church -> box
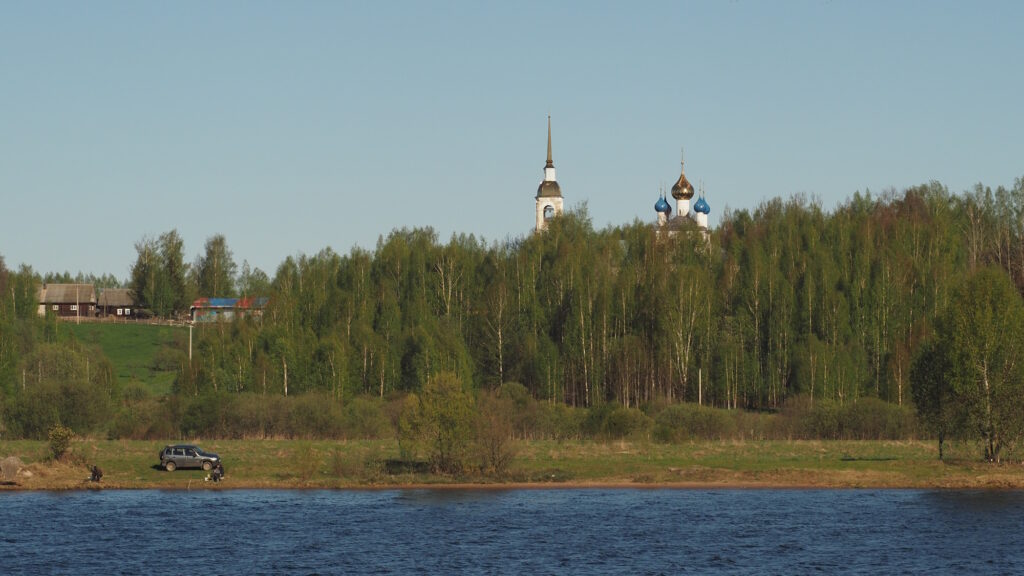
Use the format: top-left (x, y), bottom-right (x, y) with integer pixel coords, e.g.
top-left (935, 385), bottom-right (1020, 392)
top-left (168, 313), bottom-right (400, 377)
top-left (533, 117), bottom-right (711, 234)
top-left (654, 154), bottom-right (711, 238)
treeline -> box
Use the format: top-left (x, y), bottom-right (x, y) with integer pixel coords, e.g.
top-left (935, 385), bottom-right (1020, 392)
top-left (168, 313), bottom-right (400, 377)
top-left (129, 231), bottom-right (270, 317)
top-left (0, 257), bottom-right (119, 438)
top-left (42, 271), bottom-right (122, 291)
top-left (3, 178), bottom-right (1024, 451)
top-left (181, 180), bottom-right (1024, 413)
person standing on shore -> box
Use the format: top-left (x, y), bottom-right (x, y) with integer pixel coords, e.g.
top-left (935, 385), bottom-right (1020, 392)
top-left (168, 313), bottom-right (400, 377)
top-left (209, 462), bottom-right (224, 482)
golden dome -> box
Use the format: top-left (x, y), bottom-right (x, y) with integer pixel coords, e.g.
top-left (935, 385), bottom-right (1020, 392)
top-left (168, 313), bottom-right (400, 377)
top-left (670, 160), bottom-right (695, 200)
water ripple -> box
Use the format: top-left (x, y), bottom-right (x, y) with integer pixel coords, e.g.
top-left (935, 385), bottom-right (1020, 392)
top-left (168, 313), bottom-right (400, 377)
top-left (2, 489), bottom-right (1024, 574)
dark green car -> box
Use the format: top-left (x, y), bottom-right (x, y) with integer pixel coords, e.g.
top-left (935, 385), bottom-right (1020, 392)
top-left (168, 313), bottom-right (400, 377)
top-left (159, 445), bottom-right (220, 472)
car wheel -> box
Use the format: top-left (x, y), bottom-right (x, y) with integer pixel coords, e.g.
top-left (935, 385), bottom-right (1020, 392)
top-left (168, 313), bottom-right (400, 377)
top-left (202, 461), bottom-right (213, 471)
top-left (165, 461), bottom-right (176, 472)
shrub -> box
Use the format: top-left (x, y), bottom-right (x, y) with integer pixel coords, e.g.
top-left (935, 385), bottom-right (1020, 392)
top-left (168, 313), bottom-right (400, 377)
top-left (287, 393), bottom-right (343, 439)
top-left (653, 403), bottom-right (737, 442)
top-left (151, 346), bottom-right (186, 372)
top-left (474, 389), bottom-right (516, 475)
top-left (397, 394), bottom-right (423, 461)
top-left (48, 424), bottom-right (74, 460)
top-left (120, 383), bottom-right (150, 405)
top-left (839, 397), bottom-right (917, 440)
top-left (534, 402), bottom-right (585, 440)
top-left (398, 372), bottom-right (475, 474)
top-left (362, 453), bottom-right (385, 480)
top-left (776, 397), bottom-right (841, 440)
top-left (806, 401), bottom-right (841, 439)
top-left (7, 378), bottom-right (113, 439)
top-left (107, 407), bottom-right (145, 440)
top-left (603, 406), bottom-right (652, 439)
top-left (292, 442), bottom-right (320, 482)
top-left (340, 396), bottom-right (392, 439)
top-left (180, 391), bottom-right (236, 438)
top-left (773, 395), bottom-right (918, 440)
top-left (330, 448), bottom-right (363, 478)
top-left (497, 382), bottom-right (540, 439)
top-left (582, 403), bottom-right (653, 440)
top-left (230, 394), bottom-right (289, 439)
top-left (733, 410), bottom-right (774, 441)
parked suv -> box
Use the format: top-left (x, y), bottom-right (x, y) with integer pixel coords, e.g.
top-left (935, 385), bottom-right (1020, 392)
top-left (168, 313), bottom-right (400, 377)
top-left (159, 445), bottom-right (220, 472)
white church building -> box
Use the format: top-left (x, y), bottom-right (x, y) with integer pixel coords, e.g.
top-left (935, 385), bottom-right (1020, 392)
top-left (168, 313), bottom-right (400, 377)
top-left (533, 118), bottom-right (710, 235)
top-left (654, 154), bottom-right (711, 237)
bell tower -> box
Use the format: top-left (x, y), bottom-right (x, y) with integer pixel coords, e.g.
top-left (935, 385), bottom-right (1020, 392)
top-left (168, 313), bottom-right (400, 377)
top-left (535, 116), bottom-right (563, 232)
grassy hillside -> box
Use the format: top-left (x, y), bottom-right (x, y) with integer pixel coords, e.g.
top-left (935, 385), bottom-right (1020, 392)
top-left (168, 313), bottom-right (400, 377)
top-left (66, 322), bottom-right (186, 396)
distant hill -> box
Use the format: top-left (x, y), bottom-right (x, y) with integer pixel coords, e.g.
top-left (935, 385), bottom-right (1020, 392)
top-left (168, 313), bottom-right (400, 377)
top-left (66, 323), bottom-right (185, 396)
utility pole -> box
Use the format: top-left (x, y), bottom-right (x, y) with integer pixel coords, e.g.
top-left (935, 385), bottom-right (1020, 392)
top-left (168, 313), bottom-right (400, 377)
top-left (698, 368), bottom-right (703, 406)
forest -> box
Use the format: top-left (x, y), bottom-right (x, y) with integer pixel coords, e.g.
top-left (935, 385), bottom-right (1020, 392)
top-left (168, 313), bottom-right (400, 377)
top-left (2, 179), bottom-right (1024, 463)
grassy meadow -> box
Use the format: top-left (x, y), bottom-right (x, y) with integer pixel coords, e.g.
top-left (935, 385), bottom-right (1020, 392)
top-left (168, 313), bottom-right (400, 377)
top-left (65, 321), bottom-right (184, 395)
top-left (3, 438), bottom-right (1023, 490)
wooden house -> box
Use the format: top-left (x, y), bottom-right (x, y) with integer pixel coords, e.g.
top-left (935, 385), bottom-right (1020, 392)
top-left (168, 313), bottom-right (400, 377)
top-left (97, 288), bottom-right (136, 318)
top-left (38, 283), bottom-right (97, 318)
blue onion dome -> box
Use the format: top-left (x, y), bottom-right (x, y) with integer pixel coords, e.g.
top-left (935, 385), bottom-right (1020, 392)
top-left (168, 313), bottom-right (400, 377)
top-left (655, 196), bottom-right (671, 213)
top-left (694, 196), bottom-right (710, 214)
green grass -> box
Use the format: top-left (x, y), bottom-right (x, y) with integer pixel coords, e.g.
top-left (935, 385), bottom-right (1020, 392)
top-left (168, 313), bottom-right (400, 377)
top-left (66, 322), bottom-right (186, 396)
top-left (508, 439), bottom-right (1013, 487)
top-left (4, 439), bottom-right (1021, 490)
top-left (0, 438), bottom-right (404, 489)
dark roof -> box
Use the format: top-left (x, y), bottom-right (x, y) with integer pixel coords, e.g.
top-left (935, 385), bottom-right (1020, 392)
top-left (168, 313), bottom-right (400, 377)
top-left (653, 215), bottom-right (702, 233)
top-left (40, 284), bottom-right (96, 304)
top-left (536, 180), bottom-right (562, 198)
top-left (98, 288), bottom-right (135, 307)
top-left (667, 215), bottom-right (700, 230)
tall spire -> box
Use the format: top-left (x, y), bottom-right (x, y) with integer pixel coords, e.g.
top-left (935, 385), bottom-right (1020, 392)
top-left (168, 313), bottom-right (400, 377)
top-left (545, 115), bottom-right (554, 169)
top-left (539, 115), bottom-right (559, 188)
top-left (535, 114), bottom-right (563, 232)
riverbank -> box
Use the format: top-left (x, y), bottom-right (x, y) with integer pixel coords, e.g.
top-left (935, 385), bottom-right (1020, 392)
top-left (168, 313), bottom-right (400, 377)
top-left (2, 439), bottom-right (1022, 491)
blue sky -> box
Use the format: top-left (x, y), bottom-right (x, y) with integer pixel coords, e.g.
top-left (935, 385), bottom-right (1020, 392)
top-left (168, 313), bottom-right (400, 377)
top-left (2, 1), bottom-right (1022, 278)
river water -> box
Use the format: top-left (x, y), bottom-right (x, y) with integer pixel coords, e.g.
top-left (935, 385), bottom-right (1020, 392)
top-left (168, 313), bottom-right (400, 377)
top-left (1, 488), bottom-right (1023, 574)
